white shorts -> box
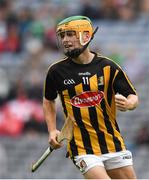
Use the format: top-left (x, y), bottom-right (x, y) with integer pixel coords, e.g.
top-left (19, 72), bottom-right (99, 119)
top-left (73, 150), bottom-right (133, 174)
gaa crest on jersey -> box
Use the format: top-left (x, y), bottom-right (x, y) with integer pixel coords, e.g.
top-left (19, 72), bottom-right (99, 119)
top-left (64, 79), bottom-right (75, 85)
top-left (70, 91), bottom-right (104, 108)
top-left (98, 76), bottom-right (104, 86)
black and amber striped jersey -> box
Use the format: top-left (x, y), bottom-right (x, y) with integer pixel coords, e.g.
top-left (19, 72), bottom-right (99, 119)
top-left (44, 52), bottom-right (137, 157)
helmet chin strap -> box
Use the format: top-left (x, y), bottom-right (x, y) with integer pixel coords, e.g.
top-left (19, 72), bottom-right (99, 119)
top-left (65, 27), bottom-right (99, 58)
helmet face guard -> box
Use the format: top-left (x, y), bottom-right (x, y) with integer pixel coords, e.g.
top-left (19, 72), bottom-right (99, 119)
top-left (56, 16), bottom-right (95, 58)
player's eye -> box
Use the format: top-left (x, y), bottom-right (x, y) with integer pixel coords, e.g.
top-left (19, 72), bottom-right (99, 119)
top-left (58, 31), bottom-right (76, 39)
top-left (66, 31), bottom-right (76, 37)
top-left (59, 32), bottom-right (65, 39)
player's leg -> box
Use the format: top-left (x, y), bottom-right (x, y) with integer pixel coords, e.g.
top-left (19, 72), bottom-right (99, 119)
top-left (107, 165), bottom-right (137, 179)
top-left (83, 165), bottom-right (110, 179)
top-left (105, 150), bottom-right (137, 179)
top-left (73, 155), bottom-right (110, 179)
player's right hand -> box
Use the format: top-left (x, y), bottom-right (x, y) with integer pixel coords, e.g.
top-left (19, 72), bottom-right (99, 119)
top-left (49, 130), bottom-right (63, 149)
top-left (115, 94), bottom-right (128, 111)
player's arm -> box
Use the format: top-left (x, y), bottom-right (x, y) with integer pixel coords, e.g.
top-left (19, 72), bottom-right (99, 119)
top-left (43, 97), bottom-right (62, 149)
top-left (115, 94), bottom-right (139, 111)
top-left (43, 65), bottom-right (62, 149)
top-left (113, 66), bottom-right (139, 111)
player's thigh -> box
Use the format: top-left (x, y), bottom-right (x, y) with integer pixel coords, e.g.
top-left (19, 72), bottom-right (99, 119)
top-left (107, 165), bottom-right (137, 179)
top-left (84, 165), bottom-right (110, 179)
top-left (104, 150), bottom-right (137, 179)
top-left (73, 154), bottom-right (110, 179)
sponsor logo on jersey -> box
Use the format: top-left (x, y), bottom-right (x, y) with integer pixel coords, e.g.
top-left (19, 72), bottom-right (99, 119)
top-left (71, 91), bottom-right (104, 108)
top-left (64, 79), bottom-right (75, 85)
top-left (78, 72), bottom-right (91, 76)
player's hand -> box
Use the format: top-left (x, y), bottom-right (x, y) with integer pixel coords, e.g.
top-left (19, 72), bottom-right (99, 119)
top-left (49, 130), bottom-right (63, 149)
top-left (115, 94), bottom-right (129, 112)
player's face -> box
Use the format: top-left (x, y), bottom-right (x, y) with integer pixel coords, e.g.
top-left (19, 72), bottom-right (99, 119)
top-left (57, 30), bottom-right (81, 53)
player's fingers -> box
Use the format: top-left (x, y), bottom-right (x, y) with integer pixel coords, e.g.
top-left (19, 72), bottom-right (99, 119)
top-left (49, 138), bottom-right (62, 149)
top-left (115, 97), bottom-right (126, 101)
top-left (115, 94), bottom-right (127, 102)
top-left (116, 105), bottom-right (127, 111)
top-left (116, 100), bottom-right (125, 105)
top-left (115, 101), bottom-right (126, 106)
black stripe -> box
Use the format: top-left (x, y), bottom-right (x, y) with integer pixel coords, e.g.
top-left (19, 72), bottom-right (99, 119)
top-left (69, 137), bottom-right (78, 157)
top-left (81, 84), bottom-right (95, 154)
top-left (107, 67), bottom-right (115, 106)
top-left (101, 99), bottom-right (122, 151)
top-left (115, 121), bottom-right (121, 133)
top-left (88, 107), bottom-right (108, 154)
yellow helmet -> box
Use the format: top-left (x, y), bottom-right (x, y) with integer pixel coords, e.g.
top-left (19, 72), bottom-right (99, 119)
top-left (56, 16), bottom-right (94, 44)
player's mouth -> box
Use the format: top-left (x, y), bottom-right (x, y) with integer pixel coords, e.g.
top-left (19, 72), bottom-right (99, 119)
top-left (64, 44), bottom-right (73, 50)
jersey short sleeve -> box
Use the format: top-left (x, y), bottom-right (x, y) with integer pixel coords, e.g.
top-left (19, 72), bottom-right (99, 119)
top-left (44, 66), bottom-right (58, 100)
top-left (113, 68), bottom-right (136, 97)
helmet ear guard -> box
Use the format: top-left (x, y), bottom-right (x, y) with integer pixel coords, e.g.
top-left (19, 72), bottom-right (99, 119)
top-left (79, 31), bottom-right (91, 46)
top-left (79, 26), bottom-right (99, 46)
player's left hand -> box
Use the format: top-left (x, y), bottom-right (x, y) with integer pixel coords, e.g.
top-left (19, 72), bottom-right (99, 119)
top-left (115, 94), bottom-right (129, 111)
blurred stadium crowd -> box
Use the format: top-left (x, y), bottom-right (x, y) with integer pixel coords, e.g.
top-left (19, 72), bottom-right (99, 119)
top-left (0, 0), bottom-right (145, 54)
top-left (0, 0), bottom-right (149, 178)
top-left (0, 0), bottom-right (148, 136)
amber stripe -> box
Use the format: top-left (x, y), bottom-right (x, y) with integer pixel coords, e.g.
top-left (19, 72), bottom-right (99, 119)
top-left (103, 67), bottom-right (122, 151)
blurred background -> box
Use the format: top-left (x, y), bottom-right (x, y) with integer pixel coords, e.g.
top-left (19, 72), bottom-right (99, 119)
top-left (0, 0), bottom-right (149, 178)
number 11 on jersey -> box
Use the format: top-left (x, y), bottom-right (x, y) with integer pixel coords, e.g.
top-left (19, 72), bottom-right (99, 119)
top-left (82, 77), bottom-right (89, 85)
